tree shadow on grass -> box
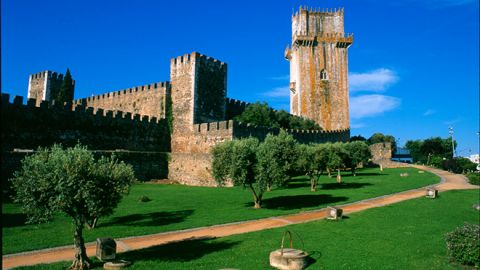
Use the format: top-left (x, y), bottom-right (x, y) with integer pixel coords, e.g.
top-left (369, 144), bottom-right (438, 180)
top-left (119, 237), bottom-right (240, 263)
top-left (285, 180), bottom-right (311, 189)
top-left (99, 210), bottom-right (194, 228)
top-left (321, 182), bottom-right (372, 190)
top-left (3, 213), bottom-right (28, 228)
top-left (246, 194), bottom-right (348, 210)
top-left (355, 172), bottom-right (387, 177)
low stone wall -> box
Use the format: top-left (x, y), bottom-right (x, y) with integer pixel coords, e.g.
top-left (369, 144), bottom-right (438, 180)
top-left (369, 142), bottom-right (392, 162)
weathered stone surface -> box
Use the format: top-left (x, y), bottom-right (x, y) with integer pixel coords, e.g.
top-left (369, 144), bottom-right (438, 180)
top-left (287, 8), bottom-right (352, 131)
top-left (28, 70), bottom-right (75, 107)
top-left (73, 82), bottom-right (170, 120)
top-left (96, 238), bottom-right (116, 261)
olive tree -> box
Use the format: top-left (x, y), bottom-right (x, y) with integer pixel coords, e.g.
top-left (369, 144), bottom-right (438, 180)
top-left (212, 138), bottom-right (264, 208)
top-left (11, 144), bottom-right (135, 270)
top-left (297, 144), bottom-right (329, 191)
top-left (344, 141), bottom-right (372, 176)
top-left (326, 142), bottom-right (348, 183)
top-left (256, 131), bottom-right (298, 191)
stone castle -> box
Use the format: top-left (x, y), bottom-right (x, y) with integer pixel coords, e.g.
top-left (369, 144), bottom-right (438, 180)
top-left (2, 6), bottom-right (352, 186)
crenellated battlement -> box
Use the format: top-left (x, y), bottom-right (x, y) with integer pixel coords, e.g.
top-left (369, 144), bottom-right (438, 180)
top-left (1, 92), bottom-right (171, 152)
top-left (171, 52), bottom-right (227, 69)
top-left (192, 120), bottom-right (234, 133)
top-left (73, 81), bottom-right (170, 105)
top-left (294, 6), bottom-right (344, 17)
top-left (3, 93), bottom-right (163, 124)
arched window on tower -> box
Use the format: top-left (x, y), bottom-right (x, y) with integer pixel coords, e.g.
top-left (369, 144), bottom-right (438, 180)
top-left (320, 69), bottom-right (328, 80)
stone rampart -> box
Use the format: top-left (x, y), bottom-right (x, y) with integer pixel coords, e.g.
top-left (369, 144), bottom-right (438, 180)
top-left (1, 93), bottom-right (170, 152)
top-left (225, 97), bottom-right (249, 120)
top-left (168, 119), bottom-right (350, 186)
top-left (73, 81), bottom-right (170, 120)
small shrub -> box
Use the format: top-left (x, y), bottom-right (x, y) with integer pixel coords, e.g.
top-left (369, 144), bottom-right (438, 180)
top-left (466, 172), bottom-right (480, 186)
top-left (139, 195), bottom-right (151, 202)
top-left (445, 223), bottom-right (480, 267)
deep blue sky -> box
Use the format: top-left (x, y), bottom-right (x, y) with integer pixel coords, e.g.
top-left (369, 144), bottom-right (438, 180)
top-left (2, 0), bottom-right (479, 156)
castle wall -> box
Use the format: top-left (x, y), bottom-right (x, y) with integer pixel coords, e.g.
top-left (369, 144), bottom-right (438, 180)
top-left (170, 52), bottom-right (227, 152)
top-left (194, 55), bottom-right (227, 123)
top-left (1, 94), bottom-right (170, 152)
top-left (288, 8), bottom-right (352, 131)
top-left (27, 70), bottom-right (75, 106)
top-left (73, 82), bottom-right (170, 120)
top-left (167, 118), bottom-right (349, 186)
top-left (225, 98), bottom-right (249, 120)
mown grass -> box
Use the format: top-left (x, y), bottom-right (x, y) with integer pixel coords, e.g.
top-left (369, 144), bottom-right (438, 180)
top-left (3, 167), bottom-right (439, 255)
top-left (12, 189), bottom-right (479, 270)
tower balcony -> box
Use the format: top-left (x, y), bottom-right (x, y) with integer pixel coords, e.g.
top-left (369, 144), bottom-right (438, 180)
top-left (293, 32), bottom-right (353, 48)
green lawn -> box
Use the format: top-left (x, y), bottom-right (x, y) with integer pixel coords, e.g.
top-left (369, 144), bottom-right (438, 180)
top-left (12, 189), bottom-right (479, 269)
top-left (3, 167), bottom-right (439, 255)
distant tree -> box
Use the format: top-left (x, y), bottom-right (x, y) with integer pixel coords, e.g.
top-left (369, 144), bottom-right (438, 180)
top-left (11, 144), bottom-right (135, 270)
top-left (405, 140), bottom-right (425, 163)
top-left (275, 109), bottom-right (291, 129)
top-left (57, 68), bottom-right (74, 104)
top-left (257, 131), bottom-right (298, 191)
top-left (326, 143), bottom-right (348, 183)
top-left (350, 135), bottom-right (367, 142)
top-left (234, 102), bottom-right (322, 130)
top-left (368, 132), bottom-right (396, 154)
top-left (297, 144), bottom-right (329, 191)
top-left (234, 102), bottom-right (278, 128)
top-left (368, 133), bottom-right (386, 145)
top-left (344, 141), bottom-right (372, 176)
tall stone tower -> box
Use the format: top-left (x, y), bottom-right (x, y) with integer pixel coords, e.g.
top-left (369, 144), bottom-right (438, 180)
top-left (285, 7), bottom-right (353, 131)
top-left (27, 70), bottom-right (75, 106)
top-left (170, 52), bottom-right (228, 152)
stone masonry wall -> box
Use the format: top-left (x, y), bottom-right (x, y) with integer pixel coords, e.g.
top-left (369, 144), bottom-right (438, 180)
top-left (288, 8), bottom-right (352, 131)
top-left (73, 82), bottom-right (170, 120)
top-left (168, 118), bottom-right (349, 186)
top-left (225, 98), bottom-right (249, 120)
top-left (28, 70), bottom-right (72, 106)
top-left (1, 94), bottom-right (170, 152)
top-left (194, 55), bottom-right (227, 123)
top-left (369, 142), bottom-right (393, 161)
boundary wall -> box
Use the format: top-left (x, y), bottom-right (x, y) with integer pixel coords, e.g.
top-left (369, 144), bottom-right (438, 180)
top-left (73, 81), bottom-right (170, 120)
top-left (1, 94), bottom-right (171, 152)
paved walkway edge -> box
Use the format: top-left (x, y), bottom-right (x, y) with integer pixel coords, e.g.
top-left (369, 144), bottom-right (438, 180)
top-left (3, 166), bottom-right (478, 269)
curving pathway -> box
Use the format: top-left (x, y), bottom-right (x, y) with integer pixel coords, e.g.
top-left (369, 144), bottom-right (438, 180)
top-left (3, 165), bottom-right (478, 269)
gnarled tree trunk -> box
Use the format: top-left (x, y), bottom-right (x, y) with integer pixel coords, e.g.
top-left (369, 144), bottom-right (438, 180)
top-left (70, 219), bottom-right (91, 270)
top-left (249, 184), bottom-right (262, 209)
top-left (310, 176), bottom-right (317, 192)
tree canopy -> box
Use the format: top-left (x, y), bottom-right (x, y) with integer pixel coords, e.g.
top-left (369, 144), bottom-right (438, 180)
top-left (11, 144), bottom-right (135, 270)
top-left (234, 102), bottom-right (322, 130)
top-left (56, 68), bottom-right (74, 104)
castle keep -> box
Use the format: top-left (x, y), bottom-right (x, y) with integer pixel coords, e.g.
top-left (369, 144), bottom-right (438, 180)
top-left (285, 7), bottom-right (353, 131)
top-left (3, 6), bottom-right (351, 186)
top-left (28, 70), bottom-right (75, 107)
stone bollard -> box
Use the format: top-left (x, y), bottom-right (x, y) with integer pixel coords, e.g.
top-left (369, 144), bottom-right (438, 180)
top-left (96, 238), bottom-right (116, 261)
top-left (326, 206), bottom-right (343, 220)
top-left (425, 188), bottom-right (438, 199)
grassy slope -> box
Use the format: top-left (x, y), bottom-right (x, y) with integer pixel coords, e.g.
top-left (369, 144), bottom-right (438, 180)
top-left (3, 167), bottom-right (439, 254)
top-left (13, 189), bottom-right (479, 270)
